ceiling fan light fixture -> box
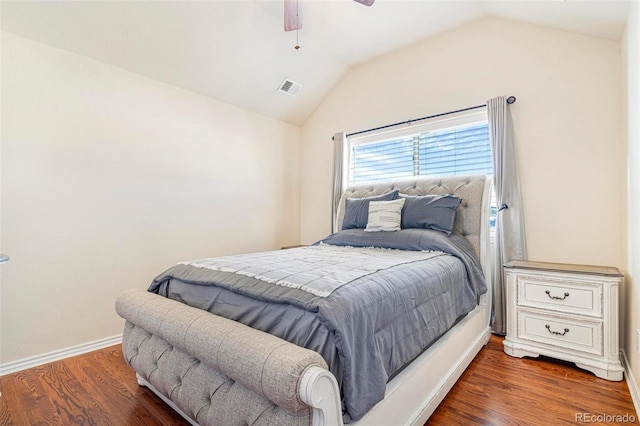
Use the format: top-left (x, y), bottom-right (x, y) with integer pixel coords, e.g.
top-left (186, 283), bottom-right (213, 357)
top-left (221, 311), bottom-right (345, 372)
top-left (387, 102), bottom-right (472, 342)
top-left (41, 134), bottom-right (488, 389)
top-left (284, 0), bottom-right (302, 32)
top-left (284, 0), bottom-right (374, 32)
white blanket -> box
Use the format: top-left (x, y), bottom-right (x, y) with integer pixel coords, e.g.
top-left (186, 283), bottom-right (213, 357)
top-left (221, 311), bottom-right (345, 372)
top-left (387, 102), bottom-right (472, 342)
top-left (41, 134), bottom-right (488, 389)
top-left (180, 244), bottom-right (446, 298)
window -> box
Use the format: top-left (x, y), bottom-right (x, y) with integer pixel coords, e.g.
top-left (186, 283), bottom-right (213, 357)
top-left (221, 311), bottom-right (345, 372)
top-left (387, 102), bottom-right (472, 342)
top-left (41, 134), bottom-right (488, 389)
top-left (346, 110), bottom-right (496, 225)
top-left (348, 111), bottom-right (491, 185)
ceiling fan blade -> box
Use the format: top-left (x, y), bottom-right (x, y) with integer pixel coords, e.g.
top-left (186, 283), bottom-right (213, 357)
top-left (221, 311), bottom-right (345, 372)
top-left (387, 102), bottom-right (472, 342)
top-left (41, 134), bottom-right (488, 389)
top-left (353, 0), bottom-right (375, 6)
top-left (284, 0), bottom-right (302, 32)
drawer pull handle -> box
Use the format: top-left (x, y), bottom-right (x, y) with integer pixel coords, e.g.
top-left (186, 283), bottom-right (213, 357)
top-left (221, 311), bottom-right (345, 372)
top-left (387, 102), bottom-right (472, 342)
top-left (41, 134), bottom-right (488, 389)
top-left (545, 324), bottom-right (569, 336)
top-left (545, 290), bottom-right (570, 300)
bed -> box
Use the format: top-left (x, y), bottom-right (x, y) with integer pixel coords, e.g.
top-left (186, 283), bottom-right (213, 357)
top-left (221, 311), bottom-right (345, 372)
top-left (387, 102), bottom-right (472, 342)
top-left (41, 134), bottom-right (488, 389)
top-left (116, 174), bottom-right (493, 426)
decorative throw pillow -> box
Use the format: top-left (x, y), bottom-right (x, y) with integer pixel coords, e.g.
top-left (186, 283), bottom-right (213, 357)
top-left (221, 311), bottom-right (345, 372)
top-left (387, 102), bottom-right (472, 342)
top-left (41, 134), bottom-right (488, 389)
top-left (365, 198), bottom-right (406, 232)
top-left (399, 194), bottom-right (462, 235)
top-left (342, 190), bottom-right (399, 230)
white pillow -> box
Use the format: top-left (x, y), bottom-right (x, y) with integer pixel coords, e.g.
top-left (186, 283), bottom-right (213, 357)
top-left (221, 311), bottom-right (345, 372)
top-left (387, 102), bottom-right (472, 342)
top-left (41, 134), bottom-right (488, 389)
top-left (365, 198), bottom-right (405, 232)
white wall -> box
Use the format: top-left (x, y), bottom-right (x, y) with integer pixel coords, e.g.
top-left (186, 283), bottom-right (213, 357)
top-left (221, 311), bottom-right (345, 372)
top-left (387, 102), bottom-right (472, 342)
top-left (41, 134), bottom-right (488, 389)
top-left (0, 34), bottom-right (301, 364)
top-left (624, 1), bottom-right (640, 408)
top-left (301, 17), bottom-right (625, 272)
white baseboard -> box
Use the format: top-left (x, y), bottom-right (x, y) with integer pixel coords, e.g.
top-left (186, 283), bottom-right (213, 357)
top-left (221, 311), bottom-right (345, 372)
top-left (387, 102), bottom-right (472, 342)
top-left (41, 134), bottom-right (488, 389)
top-left (0, 334), bottom-right (123, 376)
top-left (621, 349), bottom-right (640, 418)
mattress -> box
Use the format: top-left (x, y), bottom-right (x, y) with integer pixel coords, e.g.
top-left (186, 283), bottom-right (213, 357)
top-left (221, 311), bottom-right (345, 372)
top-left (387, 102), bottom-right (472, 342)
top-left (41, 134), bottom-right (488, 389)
top-left (149, 228), bottom-right (487, 421)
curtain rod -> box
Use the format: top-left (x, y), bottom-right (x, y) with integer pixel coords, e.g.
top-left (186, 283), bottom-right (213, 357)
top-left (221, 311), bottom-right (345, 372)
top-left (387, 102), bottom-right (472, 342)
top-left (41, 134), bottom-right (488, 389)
top-left (343, 96), bottom-right (516, 139)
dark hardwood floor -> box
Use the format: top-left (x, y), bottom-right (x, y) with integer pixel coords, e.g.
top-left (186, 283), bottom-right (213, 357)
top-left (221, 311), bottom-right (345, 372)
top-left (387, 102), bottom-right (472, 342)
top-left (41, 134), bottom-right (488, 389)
top-left (429, 336), bottom-right (638, 425)
top-left (1, 335), bottom-right (637, 425)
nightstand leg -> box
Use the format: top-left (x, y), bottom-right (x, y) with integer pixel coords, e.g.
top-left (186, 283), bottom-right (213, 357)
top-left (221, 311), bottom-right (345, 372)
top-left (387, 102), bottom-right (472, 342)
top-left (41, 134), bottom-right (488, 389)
top-left (503, 340), bottom-right (540, 358)
top-left (574, 362), bottom-right (623, 381)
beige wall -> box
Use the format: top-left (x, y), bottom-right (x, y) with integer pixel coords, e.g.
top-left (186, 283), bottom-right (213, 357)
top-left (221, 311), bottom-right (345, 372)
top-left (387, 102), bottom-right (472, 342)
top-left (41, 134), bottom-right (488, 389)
top-left (301, 17), bottom-right (625, 271)
top-left (624, 1), bottom-right (640, 409)
top-left (0, 34), bottom-right (301, 364)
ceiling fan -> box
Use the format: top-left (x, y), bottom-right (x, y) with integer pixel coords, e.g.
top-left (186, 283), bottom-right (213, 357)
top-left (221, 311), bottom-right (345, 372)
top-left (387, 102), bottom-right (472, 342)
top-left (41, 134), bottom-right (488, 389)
top-left (284, 0), bottom-right (375, 32)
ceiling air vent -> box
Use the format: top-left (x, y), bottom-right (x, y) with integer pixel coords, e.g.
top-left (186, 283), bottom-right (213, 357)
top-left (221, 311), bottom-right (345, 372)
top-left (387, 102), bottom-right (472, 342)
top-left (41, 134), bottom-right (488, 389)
top-left (277, 78), bottom-right (302, 97)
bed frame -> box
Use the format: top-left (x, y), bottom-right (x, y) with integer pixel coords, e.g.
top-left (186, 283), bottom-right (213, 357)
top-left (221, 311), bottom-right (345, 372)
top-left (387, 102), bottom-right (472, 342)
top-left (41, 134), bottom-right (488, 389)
top-left (116, 174), bottom-right (493, 426)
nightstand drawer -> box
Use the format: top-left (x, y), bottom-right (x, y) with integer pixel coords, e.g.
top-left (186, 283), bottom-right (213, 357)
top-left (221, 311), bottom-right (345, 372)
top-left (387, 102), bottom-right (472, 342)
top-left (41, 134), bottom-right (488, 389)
top-left (517, 310), bottom-right (603, 356)
top-left (516, 275), bottom-right (602, 317)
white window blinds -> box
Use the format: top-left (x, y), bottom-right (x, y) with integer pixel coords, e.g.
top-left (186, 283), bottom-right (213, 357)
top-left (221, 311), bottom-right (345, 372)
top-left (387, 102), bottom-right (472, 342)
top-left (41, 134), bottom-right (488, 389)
top-left (348, 113), bottom-right (492, 186)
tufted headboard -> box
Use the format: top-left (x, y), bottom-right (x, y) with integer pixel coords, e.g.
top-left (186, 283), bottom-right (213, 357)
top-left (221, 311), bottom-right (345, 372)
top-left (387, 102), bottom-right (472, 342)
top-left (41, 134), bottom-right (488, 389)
top-left (336, 174), bottom-right (492, 264)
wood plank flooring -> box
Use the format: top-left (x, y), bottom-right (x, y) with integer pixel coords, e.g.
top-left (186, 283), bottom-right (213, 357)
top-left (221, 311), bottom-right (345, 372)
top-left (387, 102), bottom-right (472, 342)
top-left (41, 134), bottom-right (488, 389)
top-left (429, 336), bottom-right (638, 425)
top-left (1, 335), bottom-right (637, 425)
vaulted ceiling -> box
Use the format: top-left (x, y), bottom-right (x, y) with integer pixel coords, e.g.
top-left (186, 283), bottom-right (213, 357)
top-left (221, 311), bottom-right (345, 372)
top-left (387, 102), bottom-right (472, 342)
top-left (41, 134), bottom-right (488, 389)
top-left (1, 1), bottom-right (632, 126)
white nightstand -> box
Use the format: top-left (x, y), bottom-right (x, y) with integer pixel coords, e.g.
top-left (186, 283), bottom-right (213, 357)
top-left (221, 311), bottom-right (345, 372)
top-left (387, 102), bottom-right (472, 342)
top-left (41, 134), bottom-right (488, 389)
top-left (503, 260), bottom-right (624, 381)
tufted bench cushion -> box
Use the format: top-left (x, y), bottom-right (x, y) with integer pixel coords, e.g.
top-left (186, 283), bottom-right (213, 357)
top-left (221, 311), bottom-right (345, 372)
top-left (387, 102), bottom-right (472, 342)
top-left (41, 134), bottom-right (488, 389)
top-left (116, 289), bottom-right (329, 425)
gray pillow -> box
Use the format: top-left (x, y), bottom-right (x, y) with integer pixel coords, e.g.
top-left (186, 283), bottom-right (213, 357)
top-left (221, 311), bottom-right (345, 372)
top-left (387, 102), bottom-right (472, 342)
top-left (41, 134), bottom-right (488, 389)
top-left (399, 193), bottom-right (461, 235)
top-left (341, 190), bottom-right (399, 230)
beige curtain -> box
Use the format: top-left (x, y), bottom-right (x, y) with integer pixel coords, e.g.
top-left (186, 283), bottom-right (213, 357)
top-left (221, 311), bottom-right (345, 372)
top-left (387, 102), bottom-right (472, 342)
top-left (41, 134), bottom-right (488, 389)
top-left (332, 132), bottom-right (347, 233)
top-left (487, 96), bottom-right (527, 335)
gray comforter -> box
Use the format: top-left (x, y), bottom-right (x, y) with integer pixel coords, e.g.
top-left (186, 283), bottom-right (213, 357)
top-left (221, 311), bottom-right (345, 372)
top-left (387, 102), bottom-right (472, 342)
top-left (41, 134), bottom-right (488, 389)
top-left (148, 229), bottom-right (487, 422)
